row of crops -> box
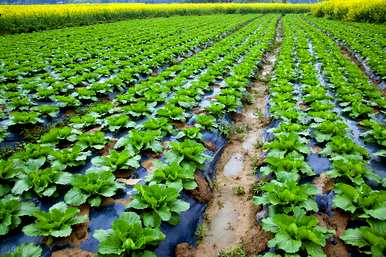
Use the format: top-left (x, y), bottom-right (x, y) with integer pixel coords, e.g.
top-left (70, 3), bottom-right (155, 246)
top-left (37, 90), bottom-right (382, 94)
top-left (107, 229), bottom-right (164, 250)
top-left (304, 16), bottom-right (386, 81)
top-left (254, 15), bottom-right (385, 257)
top-left (0, 14), bottom-right (250, 144)
top-left (0, 12), bottom-right (385, 257)
top-left (0, 14), bottom-right (278, 256)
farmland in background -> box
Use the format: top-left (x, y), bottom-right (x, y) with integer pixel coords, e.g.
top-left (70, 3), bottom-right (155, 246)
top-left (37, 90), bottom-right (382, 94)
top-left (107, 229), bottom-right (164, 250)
top-left (0, 3), bottom-right (312, 33)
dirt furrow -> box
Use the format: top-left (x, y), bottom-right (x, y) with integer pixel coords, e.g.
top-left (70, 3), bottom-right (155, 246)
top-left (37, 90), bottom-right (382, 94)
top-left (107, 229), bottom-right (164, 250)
top-left (187, 17), bottom-right (283, 257)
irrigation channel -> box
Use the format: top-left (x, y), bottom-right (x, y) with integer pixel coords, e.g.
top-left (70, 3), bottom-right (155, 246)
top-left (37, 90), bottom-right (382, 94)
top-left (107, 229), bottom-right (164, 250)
top-left (180, 17), bottom-right (283, 257)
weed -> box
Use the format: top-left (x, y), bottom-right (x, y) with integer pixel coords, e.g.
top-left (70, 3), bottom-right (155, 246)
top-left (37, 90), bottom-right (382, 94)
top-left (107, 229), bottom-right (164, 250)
top-left (218, 246), bottom-right (247, 257)
top-left (256, 110), bottom-right (265, 119)
top-left (232, 185), bottom-right (246, 196)
top-left (195, 223), bottom-right (206, 243)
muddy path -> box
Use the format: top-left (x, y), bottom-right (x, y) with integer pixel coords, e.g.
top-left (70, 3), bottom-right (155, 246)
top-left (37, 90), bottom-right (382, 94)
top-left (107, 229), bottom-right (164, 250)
top-left (190, 17), bottom-right (283, 257)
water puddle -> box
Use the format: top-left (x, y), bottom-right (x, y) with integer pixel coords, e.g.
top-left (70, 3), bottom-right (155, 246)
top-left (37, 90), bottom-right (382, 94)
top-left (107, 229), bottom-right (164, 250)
top-left (242, 133), bottom-right (259, 151)
top-left (205, 201), bottom-right (238, 250)
top-left (223, 153), bottom-right (244, 176)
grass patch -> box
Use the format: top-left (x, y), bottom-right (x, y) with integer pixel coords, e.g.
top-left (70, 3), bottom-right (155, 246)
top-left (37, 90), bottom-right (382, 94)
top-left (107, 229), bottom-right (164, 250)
top-left (218, 246), bottom-right (247, 257)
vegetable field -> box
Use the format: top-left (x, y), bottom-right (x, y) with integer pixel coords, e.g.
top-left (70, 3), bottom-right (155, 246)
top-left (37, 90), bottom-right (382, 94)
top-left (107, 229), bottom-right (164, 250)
top-left (0, 10), bottom-right (385, 257)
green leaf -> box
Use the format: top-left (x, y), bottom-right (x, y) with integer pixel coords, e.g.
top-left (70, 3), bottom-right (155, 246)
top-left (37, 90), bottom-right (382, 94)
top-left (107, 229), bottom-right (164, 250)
top-left (64, 188), bottom-right (89, 206)
top-left (22, 224), bottom-right (42, 237)
top-left (51, 225), bottom-right (72, 237)
top-left (97, 231), bottom-right (124, 255)
top-left (304, 242), bottom-right (327, 257)
top-left (127, 199), bottom-right (148, 209)
top-left (157, 206), bottom-right (172, 221)
top-left (56, 172), bottom-right (72, 185)
top-left (333, 195), bottom-right (355, 212)
top-left (340, 228), bottom-right (367, 247)
top-left (12, 179), bottom-right (31, 195)
top-left (366, 207), bottom-right (386, 220)
top-left (143, 212), bottom-right (160, 228)
top-left (170, 200), bottom-right (190, 213)
top-left (262, 217), bottom-right (278, 233)
top-left (94, 212), bottom-right (165, 256)
top-left (269, 232), bottom-right (301, 253)
top-left (89, 197), bottom-right (102, 207)
top-left (1, 243), bottom-right (42, 257)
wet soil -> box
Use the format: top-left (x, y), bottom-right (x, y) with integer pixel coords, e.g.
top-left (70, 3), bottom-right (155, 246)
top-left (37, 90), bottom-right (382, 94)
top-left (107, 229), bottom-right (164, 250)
top-left (52, 248), bottom-right (94, 257)
top-left (317, 211), bottom-right (350, 257)
top-left (192, 17), bottom-right (283, 257)
top-left (190, 173), bottom-right (213, 204)
top-left (313, 173), bottom-right (334, 193)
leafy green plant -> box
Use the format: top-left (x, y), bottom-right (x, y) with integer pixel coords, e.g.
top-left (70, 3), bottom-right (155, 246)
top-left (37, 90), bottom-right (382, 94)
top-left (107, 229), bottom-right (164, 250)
top-left (328, 157), bottom-right (381, 185)
top-left (1, 243), bottom-right (42, 257)
top-left (156, 104), bottom-right (186, 122)
top-left (264, 133), bottom-right (309, 157)
top-left (75, 131), bottom-right (107, 150)
top-left (127, 184), bottom-right (189, 227)
top-left (64, 169), bottom-right (124, 207)
top-left (40, 126), bottom-right (75, 145)
top-left (105, 114), bottom-right (136, 132)
top-left (48, 145), bottom-right (91, 169)
top-left (0, 197), bottom-right (38, 236)
top-left (309, 101), bottom-right (334, 112)
top-left (8, 96), bottom-right (32, 111)
top-left (215, 95), bottom-right (240, 112)
top-left (32, 104), bottom-right (60, 118)
top-left (360, 119), bottom-right (386, 147)
top-left (333, 183), bottom-right (386, 220)
top-left (94, 149), bottom-right (141, 173)
top-left (320, 136), bottom-right (368, 159)
top-left (253, 174), bottom-right (318, 213)
top-left (175, 127), bottom-right (203, 141)
top-left (262, 207), bottom-right (334, 256)
top-left (195, 114), bottom-right (217, 130)
top-left (11, 143), bottom-right (52, 161)
top-left (0, 159), bottom-right (22, 196)
top-left (23, 202), bottom-right (88, 240)
top-left (123, 101), bottom-right (154, 117)
top-left (342, 101), bottom-right (373, 118)
top-left (141, 117), bottom-right (174, 136)
top-left (12, 158), bottom-right (71, 197)
top-left (205, 102), bottom-right (225, 116)
top-left (311, 120), bottom-right (347, 143)
top-left (260, 152), bottom-right (314, 177)
top-left (309, 110), bottom-right (339, 123)
top-left (94, 212), bottom-right (165, 257)
top-left (340, 220), bottom-right (386, 257)
top-left (115, 130), bottom-right (163, 153)
top-left (271, 122), bottom-right (308, 136)
top-left (88, 102), bottom-right (115, 114)
top-left (9, 112), bottom-right (43, 125)
top-left (75, 87), bottom-right (97, 101)
top-left (52, 95), bottom-right (81, 107)
top-left (0, 127), bottom-right (8, 143)
top-left (69, 113), bottom-right (100, 129)
top-left (169, 94), bottom-right (197, 109)
top-left (166, 139), bottom-right (208, 168)
top-left (145, 161), bottom-right (197, 191)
